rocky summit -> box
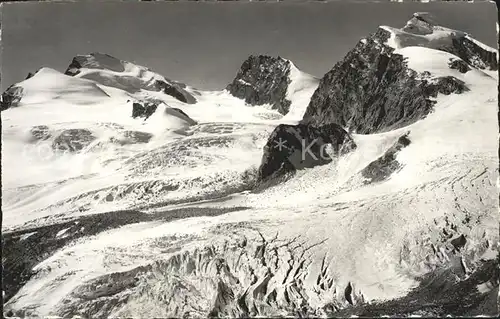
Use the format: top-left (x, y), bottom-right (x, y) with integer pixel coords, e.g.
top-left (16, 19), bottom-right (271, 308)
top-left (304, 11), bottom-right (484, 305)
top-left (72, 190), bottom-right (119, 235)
top-left (226, 55), bottom-right (293, 115)
top-left (302, 13), bottom-right (489, 134)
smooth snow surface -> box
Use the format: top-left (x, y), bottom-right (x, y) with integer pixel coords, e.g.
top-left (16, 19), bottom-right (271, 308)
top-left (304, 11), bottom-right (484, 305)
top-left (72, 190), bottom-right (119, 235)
top-left (282, 61), bottom-right (320, 123)
top-left (2, 29), bottom-right (498, 317)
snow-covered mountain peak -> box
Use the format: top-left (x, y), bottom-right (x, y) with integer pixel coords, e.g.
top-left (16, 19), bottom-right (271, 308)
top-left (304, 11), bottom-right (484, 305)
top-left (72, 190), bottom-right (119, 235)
top-left (377, 13), bottom-right (497, 71)
top-left (303, 12), bottom-right (496, 134)
top-left (64, 52), bottom-right (197, 104)
top-left (2, 11), bottom-right (498, 318)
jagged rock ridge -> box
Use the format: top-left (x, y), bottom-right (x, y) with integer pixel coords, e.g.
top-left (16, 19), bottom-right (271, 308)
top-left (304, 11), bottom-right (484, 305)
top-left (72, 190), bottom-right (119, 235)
top-left (226, 55), bottom-right (293, 115)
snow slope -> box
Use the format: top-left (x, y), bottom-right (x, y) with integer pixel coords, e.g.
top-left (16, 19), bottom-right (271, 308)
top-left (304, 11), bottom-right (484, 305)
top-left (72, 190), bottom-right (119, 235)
top-left (1, 67), bottom-right (284, 229)
top-left (65, 52), bottom-right (197, 104)
top-left (2, 17), bottom-right (498, 317)
top-left (282, 61), bottom-right (320, 123)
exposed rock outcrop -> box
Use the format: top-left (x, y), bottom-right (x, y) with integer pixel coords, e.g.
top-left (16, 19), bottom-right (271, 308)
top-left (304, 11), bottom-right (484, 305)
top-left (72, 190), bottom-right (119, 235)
top-left (226, 55), bottom-right (292, 115)
top-left (132, 101), bottom-right (158, 120)
top-left (302, 26), bottom-right (470, 134)
top-left (64, 53), bottom-right (196, 104)
top-left (257, 123), bottom-right (356, 182)
top-left (401, 12), bottom-right (435, 35)
top-left (401, 12), bottom-right (497, 71)
top-left (29, 125), bottom-right (51, 142)
top-left (448, 58), bottom-right (471, 73)
top-left (1, 85), bottom-right (24, 111)
top-left (153, 80), bottom-right (195, 104)
top-left (361, 132), bottom-right (411, 184)
top-left (428, 76), bottom-right (469, 95)
top-left (24, 68), bottom-right (43, 80)
top-left (52, 129), bottom-right (96, 153)
top-left (450, 234), bottom-right (467, 252)
top-left (303, 28), bottom-right (427, 133)
top-left (450, 37), bottom-right (497, 72)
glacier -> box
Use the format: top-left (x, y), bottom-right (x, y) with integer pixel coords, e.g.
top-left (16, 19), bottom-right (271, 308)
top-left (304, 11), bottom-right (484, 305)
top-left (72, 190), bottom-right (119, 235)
top-left (1, 13), bottom-right (498, 318)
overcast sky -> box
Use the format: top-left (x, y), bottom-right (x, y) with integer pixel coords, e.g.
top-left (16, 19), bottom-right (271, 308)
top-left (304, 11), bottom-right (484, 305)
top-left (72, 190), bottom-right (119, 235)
top-left (1, 1), bottom-right (497, 91)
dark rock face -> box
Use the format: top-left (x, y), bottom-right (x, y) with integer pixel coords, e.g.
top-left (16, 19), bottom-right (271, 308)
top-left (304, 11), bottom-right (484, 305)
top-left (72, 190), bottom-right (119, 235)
top-left (303, 29), bottom-right (426, 133)
top-left (430, 76), bottom-right (469, 95)
top-left (52, 129), bottom-right (96, 153)
top-left (132, 101), bottom-right (158, 119)
top-left (226, 55), bottom-right (292, 115)
top-left (450, 37), bottom-right (498, 71)
top-left (450, 234), bottom-right (467, 251)
top-left (302, 28), bottom-right (470, 134)
top-left (361, 132), bottom-right (411, 184)
top-left (258, 123), bottom-right (356, 182)
top-left (345, 282), bottom-right (354, 306)
top-left (448, 58), bottom-right (471, 73)
top-left (64, 53), bottom-right (196, 104)
top-left (24, 68), bottom-right (42, 80)
top-left (1, 85), bottom-right (24, 111)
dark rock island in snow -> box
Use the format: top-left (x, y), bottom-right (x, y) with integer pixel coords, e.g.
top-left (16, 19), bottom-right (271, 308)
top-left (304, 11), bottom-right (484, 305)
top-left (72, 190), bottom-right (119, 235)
top-left (258, 123), bottom-right (356, 182)
top-left (226, 55), bottom-right (293, 115)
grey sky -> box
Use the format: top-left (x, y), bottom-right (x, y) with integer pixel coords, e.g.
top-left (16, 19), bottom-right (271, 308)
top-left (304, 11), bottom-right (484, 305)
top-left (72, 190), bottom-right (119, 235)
top-left (1, 1), bottom-right (497, 91)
